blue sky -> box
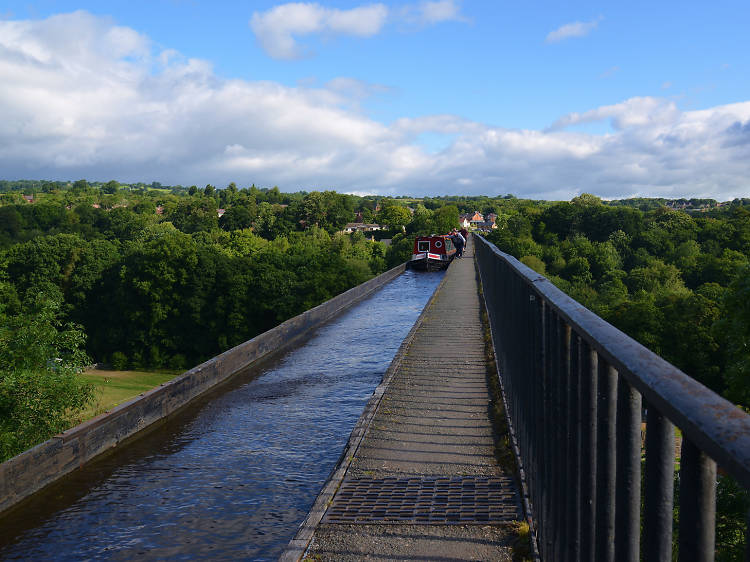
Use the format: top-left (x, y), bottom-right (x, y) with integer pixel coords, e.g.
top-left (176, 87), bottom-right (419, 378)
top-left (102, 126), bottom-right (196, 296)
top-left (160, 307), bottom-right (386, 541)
top-left (1, 1), bottom-right (749, 199)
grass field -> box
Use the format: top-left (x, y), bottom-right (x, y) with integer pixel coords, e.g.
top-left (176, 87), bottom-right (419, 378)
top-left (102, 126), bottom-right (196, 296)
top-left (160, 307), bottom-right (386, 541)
top-left (79, 368), bottom-right (182, 421)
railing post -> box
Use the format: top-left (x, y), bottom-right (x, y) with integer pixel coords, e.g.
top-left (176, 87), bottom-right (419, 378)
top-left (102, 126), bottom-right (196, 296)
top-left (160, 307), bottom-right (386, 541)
top-left (596, 360), bottom-right (617, 562)
top-left (568, 334), bottom-right (582, 562)
top-left (615, 379), bottom-right (641, 562)
top-left (539, 299), bottom-right (552, 561)
top-left (560, 322), bottom-right (573, 560)
top-left (546, 306), bottom-right (557, 559)
top-left (533, 295), bottom-right (545, 554)
top-left (580, 343), bottom-right (598, 562)
top-left (678, 438), bottom-right (716, 562)
top-left (643, 406), bottom-right (675, 562)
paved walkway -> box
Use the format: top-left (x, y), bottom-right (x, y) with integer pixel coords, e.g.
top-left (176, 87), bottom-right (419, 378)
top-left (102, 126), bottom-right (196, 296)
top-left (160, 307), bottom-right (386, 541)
top-left (285, 240), bottom-right (520, 561)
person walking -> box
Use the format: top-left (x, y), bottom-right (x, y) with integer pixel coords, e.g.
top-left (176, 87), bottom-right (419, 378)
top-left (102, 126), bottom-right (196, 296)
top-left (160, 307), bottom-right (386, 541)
top-left (460, 227), bottom-right (469, 253)
top-left (451, 229), bottom-right (465, 258)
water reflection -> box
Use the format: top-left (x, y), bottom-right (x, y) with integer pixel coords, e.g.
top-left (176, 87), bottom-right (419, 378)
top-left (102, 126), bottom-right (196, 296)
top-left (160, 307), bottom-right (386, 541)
top-left (0, 270), bottom-right (444, 561)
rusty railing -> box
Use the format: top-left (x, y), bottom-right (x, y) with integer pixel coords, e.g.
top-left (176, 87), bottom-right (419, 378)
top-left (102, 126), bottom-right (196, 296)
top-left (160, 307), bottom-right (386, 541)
top-left (475, 234), bottom-right (750, 562)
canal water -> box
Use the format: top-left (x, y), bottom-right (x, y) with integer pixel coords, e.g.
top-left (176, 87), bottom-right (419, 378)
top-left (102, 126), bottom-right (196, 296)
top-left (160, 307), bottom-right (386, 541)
top-left (0, 270), bottom-right (444, 561)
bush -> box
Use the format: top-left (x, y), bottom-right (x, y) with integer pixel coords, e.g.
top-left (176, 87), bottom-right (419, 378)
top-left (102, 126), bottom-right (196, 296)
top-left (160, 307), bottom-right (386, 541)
top-left (0, 369), bottom-right (93, 460)
top-left (0, 292), bottom-right (93, 461)
top-left (111, 351), bottom-right (128, 371)
top-left (520, 255), bottom-right (546, 275)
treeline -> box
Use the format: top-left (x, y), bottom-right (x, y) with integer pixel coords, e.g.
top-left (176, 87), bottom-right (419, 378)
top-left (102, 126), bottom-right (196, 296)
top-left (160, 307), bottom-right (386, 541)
top-left (0, 188), bottom-right (394, 369)
top-left (484, 193), bottom-right (750, 411)
top-left (0, 182), bottom-right (396, 459)
top-left (2, 226), bottom-right (386, 370)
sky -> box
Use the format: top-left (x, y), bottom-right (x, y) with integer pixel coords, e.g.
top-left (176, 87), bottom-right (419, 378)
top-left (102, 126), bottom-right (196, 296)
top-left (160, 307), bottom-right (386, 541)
top-left (1, 1), bottom-right (749, 200)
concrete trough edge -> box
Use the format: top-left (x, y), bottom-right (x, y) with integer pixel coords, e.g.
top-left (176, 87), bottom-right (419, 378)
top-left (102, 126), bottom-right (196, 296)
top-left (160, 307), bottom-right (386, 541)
top-left (0, 263), bottom-right (407, 517)
top-left (280, 263), bottom-right (453, 562)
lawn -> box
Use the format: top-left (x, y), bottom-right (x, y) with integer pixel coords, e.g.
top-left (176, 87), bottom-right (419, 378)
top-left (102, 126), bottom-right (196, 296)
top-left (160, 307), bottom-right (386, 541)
top-left (78, 368), bottom-right (182, 421)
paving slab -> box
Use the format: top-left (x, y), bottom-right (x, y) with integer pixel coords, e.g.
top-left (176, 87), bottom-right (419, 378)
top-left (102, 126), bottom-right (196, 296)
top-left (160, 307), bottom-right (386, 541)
top-left (285, 239), bottom-right (520, 561)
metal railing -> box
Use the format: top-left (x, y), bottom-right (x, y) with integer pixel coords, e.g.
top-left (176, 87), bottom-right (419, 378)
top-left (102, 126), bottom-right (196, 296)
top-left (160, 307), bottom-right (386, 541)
top-left (474, 234), bottom-right (750, 562)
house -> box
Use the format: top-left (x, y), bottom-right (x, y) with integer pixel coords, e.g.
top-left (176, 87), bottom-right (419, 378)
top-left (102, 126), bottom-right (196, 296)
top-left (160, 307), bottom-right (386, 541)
top-left (217, 208), bottom-right (226, 217)
top-left (22, 195), bottom-right (34, 203)
top-left (342, 223), bottom-right (383, 233)
top-left (459, 211), bottom-right (486, 229)
top-left (474, 221), bottom-right (497, 232)
top-left (469, 211), bottom-right (484, 224)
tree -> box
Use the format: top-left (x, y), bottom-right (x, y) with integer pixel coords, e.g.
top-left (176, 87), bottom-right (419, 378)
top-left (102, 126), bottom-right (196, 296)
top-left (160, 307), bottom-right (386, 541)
top-left (253, 202), bottom-right (278, 239)
top-left (301, 191), bottom-right (326, 228)
top-left (71, 179), bottom-right (89, 194)
top-left (385, 233), bottom-right (416, 268)
top-left (571, 193), bottom-right (602, 207)
top-left (0, 291), bottom-right (93, 461)
top-left (408, 204), bottom-right (434, 235)
top-left (377, 205), bottom-right (412, 231)
top-left (102, 180), bottom-right (120, 194)
top-left (432, 205), bottom-right (459, 234)
top-left (166, 198), bottom-right (219, 234)
top-left (717, 266), bottom-right (750, 409)
top-left (0, 206), bottom-right (23, 241)
top-left (219, 204), bottom-right (256, 231)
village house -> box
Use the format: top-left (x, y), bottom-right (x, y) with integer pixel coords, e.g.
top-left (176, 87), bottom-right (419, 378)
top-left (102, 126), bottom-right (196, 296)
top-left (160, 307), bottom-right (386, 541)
top-left (459, 211), bottom-right (490, 229)
top-left (474, 220), bottom-right (498, 233)
top-left (342, 223), bottom-right (384, 233)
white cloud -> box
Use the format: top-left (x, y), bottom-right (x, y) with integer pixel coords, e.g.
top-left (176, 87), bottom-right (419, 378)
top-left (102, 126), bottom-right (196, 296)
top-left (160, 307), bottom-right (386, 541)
top-left (401, 0), bottom-right (469, 25)
top-left (251, 1), bottom-right (468, 59)
top-left (546, 16), bottom-right (603, 43)
top-left (250, 2), bottom-right (388, 59)
top-left (546, 97), bottom-right (682, 132)
top-left (2, 12), bottom-right (750, 201)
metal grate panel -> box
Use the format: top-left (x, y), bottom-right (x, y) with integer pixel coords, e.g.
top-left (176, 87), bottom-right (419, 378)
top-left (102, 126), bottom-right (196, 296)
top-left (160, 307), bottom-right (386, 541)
top-left (322, 477), bottom-right (519, 524)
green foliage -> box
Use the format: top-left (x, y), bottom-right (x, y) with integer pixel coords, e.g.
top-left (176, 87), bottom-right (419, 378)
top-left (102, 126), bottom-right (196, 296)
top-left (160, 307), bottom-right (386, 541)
top-left (716, 265), bottom-right (750, 409)
top-left (300, 191), bottom-right (355, 233)
top-left (0, 292), bottom-right (93, 461)
top-left (386, 233), bottom-right (416, 268)
top-left (165, 198), bottom-right (219, 233)
top-left (377, 204), bottom-right (412, 231)
top-left (486, 198), bottom-right (750, 413)
top-left (111, 351), bottom-right (129, 371)
top-left (715, 475), bottom-right (750, 560)
top-left (431, 205), bottom-right (460, 233)
top-left (520, 255), bottom-right (546, 275)
top-left (483, 195), bottom-right (750, 553)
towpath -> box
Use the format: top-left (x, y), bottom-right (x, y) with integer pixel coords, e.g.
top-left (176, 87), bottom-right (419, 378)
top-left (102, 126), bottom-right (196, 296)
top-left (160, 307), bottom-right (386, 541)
top-left (283, 238), bottom-right (522, 561)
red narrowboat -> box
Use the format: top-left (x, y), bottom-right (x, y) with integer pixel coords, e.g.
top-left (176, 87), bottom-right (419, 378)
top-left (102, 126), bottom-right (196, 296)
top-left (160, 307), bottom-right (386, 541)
top-left (408, 235), bottom-right (456, 271)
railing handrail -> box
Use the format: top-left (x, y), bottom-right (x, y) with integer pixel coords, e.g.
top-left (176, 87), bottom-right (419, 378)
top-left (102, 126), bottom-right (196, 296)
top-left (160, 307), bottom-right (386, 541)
top-left (475, 234), bottom-right (750, 488)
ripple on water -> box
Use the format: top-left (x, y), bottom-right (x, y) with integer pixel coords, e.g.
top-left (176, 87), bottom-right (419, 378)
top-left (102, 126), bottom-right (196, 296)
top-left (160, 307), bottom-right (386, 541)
top-left (0, 270), bottom-right (444, 561)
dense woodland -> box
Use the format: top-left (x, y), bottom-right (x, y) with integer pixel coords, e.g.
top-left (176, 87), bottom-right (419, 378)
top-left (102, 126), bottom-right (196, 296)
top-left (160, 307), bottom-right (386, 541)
top-left (1, 180), bottom-right (748, 556)
top-left (0, 180), bottom-right (462, 460)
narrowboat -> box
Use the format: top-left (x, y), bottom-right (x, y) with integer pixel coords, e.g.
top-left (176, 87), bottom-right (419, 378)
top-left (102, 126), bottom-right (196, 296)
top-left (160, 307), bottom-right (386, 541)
top-left (408, 235), bottom-right (456, 271)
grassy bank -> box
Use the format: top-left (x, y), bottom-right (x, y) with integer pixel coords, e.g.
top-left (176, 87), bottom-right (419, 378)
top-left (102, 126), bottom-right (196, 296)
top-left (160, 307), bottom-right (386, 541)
top-left (78, 369), bottom-right (182, 421)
